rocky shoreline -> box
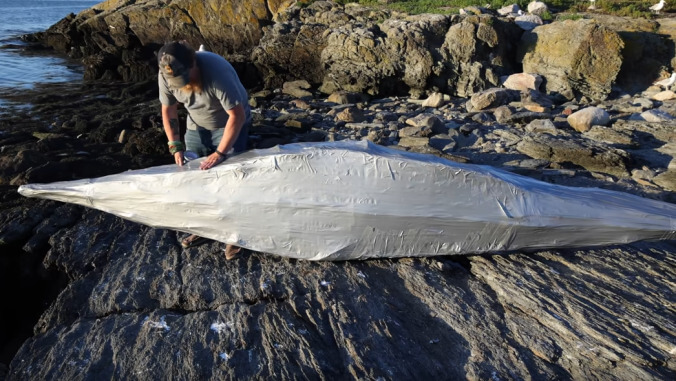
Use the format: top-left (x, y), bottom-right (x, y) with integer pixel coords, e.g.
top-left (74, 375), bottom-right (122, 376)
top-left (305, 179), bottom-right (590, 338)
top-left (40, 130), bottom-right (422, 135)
top-left (1, 74), bottom-right (675, 379)
top-left (1, 1), bottom-right (675, 379)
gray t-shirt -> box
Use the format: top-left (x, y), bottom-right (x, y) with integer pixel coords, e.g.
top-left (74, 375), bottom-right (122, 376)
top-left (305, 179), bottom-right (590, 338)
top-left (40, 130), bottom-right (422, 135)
top-left (159, 51), bottom-right (251, 130)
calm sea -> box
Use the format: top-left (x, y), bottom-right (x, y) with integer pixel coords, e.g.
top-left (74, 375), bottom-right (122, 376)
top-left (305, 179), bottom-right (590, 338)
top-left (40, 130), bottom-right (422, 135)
top-left (0, 0), bottom-right (99, 93)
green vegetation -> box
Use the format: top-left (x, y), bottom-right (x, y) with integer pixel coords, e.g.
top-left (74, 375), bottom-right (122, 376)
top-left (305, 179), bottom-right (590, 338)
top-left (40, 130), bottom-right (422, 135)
top-left (318, 0), bottom-right (669, 18)
top-left (605, 2), bottom-right (653, 18)
top-left (556, 12), bottom-right (583, 20)
top-left (335, 0), bottom-right (530, 14)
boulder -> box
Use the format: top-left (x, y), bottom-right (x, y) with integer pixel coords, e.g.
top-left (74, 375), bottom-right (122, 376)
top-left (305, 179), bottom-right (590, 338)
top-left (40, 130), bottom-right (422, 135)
top-left (422, 92), bottom-right (446, 108)
top-left (590, 15), bottom-right (673, 95)
top-left (514, 15), bottom-right (543, 31)
top-left (654, 17), bottom-right (676, 78)
top-left (470, 88), bottom-right (520, 110)
top-left (404, 113), bottom-right (446, 133)
top-left (501, 73), bottom-right (543, 92)
top-left (335, 107), bottom-right (366, 123)
top-left (518, 19), bottom-right (624, 101)
top-left (527, 1), bottom-right (549, 17)
top-left (493, 105), bottom-right (515, 124)
top-left (654, 170), bottom-right (676, 191)
top-left (35, 0), bottom-right (295, 82)
top-left (651, 90), bottom-right (676, 101)
top-left (319, 12), bottom-right (452, 96)
top-left (251, 21), bottom-right (329, 89)
top-left (439, 15), bottom-right (523, 98)
top-left (502, 111), bottom-right (551, 125)
top-left (282, 80), bottom-right (313, 98)
top-left (520, 89), bottom-right (553, 112)
top-left (516, 135), bottom-right (630, 178)
top-left (583, 126), bottom-right (635, 146)
top-left (567, 107), bottom-right (611, 132)
top-left (497, 4), bottom-right (521, 16)
top-left (525, 118), bottom-right (558, 134)
top-left (327, 91), bottom-right (368, 104)
top-left (637, 109), bottom-right (675, 122)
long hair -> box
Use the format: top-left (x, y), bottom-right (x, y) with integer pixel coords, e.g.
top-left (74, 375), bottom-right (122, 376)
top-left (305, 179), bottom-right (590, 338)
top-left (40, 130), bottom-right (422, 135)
top-left (177, 41), bottom-right (201, 93)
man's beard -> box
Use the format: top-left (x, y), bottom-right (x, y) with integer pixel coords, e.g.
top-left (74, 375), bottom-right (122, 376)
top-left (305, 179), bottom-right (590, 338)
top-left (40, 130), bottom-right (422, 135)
top-left (181, 77), bottom-right (201, 93)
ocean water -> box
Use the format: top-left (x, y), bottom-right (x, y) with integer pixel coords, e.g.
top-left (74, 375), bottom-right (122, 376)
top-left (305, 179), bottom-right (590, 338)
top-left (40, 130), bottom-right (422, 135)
top-left (0, 0), bottom-right (99, 91)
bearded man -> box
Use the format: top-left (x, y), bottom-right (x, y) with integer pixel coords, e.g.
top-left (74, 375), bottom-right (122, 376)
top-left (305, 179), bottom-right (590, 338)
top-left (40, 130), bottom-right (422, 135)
top-left (158, 40), bottom-right (251, 259)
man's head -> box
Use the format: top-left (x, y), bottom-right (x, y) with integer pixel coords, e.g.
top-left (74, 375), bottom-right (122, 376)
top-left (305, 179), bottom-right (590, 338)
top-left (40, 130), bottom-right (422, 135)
top-left (158, 41), bottom-right (195, 89)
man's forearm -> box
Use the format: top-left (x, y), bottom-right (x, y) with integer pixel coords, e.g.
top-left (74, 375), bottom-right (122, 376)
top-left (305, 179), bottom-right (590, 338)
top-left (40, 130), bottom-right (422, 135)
top-left (217, 105), bottom-right (246, 154)
top-left (217, 118), bottom-right (244, 154)
top-left (167, 118), bottom-right (180, 139)
top-left (161, 105), bottom-right (181, 141)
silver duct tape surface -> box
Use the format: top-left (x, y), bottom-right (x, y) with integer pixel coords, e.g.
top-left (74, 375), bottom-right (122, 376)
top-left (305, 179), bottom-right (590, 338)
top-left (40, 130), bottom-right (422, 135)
top-left (18, 141), bottom-right (676, 260)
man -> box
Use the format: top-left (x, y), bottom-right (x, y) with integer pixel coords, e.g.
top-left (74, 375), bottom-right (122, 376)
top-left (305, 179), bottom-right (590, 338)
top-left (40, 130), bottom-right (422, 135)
top-left (158, 40), bottom-right (251, 259)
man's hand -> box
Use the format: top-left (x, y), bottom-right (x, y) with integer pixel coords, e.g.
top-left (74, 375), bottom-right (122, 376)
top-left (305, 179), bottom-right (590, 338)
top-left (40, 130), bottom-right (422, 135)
top-left (200, 152), bottom-right (226, 170)
top-left (174, 151), bottom-right (185, 166)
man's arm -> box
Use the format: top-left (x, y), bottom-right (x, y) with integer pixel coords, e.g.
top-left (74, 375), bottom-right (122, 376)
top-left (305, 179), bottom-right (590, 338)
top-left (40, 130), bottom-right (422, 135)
top-left (161, 103), bottom-right (185, 166)
top-left (200, 104), bottom-right (246, 170)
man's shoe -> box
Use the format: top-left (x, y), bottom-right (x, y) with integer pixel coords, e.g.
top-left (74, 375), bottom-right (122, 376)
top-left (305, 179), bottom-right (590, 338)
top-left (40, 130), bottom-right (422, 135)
top-left (181, 234), bottom-right (209, 249)
top-left (224, 244), bottom-right (243, 260)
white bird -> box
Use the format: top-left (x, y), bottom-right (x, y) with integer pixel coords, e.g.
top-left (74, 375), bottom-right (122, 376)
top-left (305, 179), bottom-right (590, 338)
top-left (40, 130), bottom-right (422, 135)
top-left (650, 0), bottom-right (666, 14)
top-left (198, 44), bottom-right (205, 51)
top-left (653, 72), bottom-right (676, 88)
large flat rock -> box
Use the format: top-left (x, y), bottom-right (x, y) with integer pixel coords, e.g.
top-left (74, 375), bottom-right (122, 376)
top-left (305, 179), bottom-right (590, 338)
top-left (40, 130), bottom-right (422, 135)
top-left (6, 207), bottom-right (675, 379)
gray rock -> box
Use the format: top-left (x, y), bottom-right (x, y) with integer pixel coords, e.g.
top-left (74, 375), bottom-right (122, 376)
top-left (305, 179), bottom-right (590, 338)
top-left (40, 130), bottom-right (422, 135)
top-left (583, 126), bottom-right (635, 146)
top-left (429, 134), bottom-right (457, 152)
top-left (519, 20), bottom-right (624, 101)
top-left (405, 113), bottom-right (446, 133)
top-left (397, 135), bottom-right (430, 147)
top-left (471, 112), bottom-right (494, 124)
top-left (493, 105), bottom-right (515, 124)
top-left (632, 166), bottom-right (657, 181)
top-left (282, 80), bottom-right (313, 98)
top-left (525, 119), bottom-right (557, 134)
top-left (514, 15), bottom-right (543, 31)
top-left (521, 89), bottom-right (553, 112)
top-left (422, 92), bottom-right (445, 108)
top-left (335, 106), bottom-right (366, 123)
top-left (527, 1), bottom-right (549, 16)
top-left (439, 16), bottom-right (523, 98)
top-left (328, 91), bottom-right (368, 104)
top-left (638, 109), bottom-right (675, 122)
top-left (497, 4), bottom-right (521, 16)
top-left (503, 111), bottom-right (551, 125)
top-left (610, 98), bottom-right (654, 113)
top-left (8, 210), bottom-right (674, 380)
top-left (651, 90), bottom-right (676, 101)
top-left (653, 170), bottom-right (676, 191)
top-left (516, 135), bottom-right (630, 178)
top-left (252, 21), bottom-right (329, 89)
top-left (470, 88), bottom-right (520, 110)
top-left (400, 125), bottom-right (433, 138)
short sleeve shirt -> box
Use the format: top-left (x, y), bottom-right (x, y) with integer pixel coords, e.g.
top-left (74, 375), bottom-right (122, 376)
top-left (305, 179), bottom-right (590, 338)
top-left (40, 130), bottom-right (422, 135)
top-left (158, 51), bottom-right (251, 130)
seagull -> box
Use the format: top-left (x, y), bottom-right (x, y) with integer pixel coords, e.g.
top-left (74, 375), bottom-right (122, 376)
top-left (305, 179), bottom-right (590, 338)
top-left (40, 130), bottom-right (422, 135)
top-left (653, 72), bottom-right (676, 88)
top-left (650, 0), bottom-right (666, 14)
